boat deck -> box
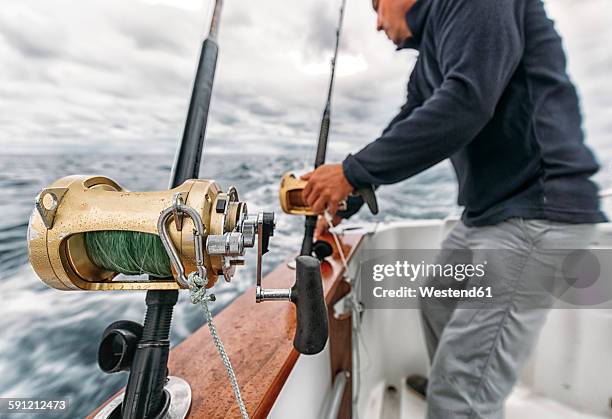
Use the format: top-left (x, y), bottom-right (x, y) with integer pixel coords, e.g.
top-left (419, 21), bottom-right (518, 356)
top-left (364, 377), bottom-right (607, 419)
top-left (352, 219), bottom-right (612, 419)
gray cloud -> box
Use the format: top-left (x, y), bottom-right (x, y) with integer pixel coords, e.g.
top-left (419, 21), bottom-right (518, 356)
top-left (224, 9), bottom-right (253, 28)
top-left (217, 113), bottom-right (240, 126)
top-left (0, 12), bottom-right (67, 59)
top-left (109, 5), bottom-right (199, 55)
top-left (304, 4), bottom-right (338, 57)
top-left (344, 104), bottom-right (372, 121)
top-left (246, 101), bottom-right (287, 118)
top-left (0, 0), bottom-right (608, 163)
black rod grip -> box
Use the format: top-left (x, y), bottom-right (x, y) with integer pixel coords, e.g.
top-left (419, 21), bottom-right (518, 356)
top-left (291, 256), bottom-right (329, 355)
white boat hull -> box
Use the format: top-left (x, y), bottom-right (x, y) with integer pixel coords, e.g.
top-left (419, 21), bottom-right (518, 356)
top-left (270, 219), bottom-right (612, 418)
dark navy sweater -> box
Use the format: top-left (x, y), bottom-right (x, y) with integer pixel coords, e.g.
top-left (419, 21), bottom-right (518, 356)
top-left (341, 0), bottom-right (606, 226)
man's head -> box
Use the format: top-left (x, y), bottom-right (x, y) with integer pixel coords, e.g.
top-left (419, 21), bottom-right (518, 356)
top-left (372, 0), bottom-right (417, 46)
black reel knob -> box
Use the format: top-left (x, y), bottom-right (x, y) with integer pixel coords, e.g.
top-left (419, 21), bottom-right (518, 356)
top-left (291, 256), bottom-right (329, 355)
top-left (98, 320), bottom-right (143, 374)
top-left (312, 240), bottom-right (333, 260)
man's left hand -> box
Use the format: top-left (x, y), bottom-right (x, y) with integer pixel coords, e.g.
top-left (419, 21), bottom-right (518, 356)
top-left (301, 163), bottom-right (354, 216)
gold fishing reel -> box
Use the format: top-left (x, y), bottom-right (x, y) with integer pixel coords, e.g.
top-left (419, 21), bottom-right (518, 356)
top-left (28, 175), bottom-right (273, 291)
top-left (279, 173), bottom-right (319, 216)
top-left (278, 172), bottom-right (379, 216)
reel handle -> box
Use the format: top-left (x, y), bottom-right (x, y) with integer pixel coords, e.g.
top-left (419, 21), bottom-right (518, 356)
top-left (290, 256), bottom-right (329, 355)
top-left (254, 214), bottom-right (328, 354)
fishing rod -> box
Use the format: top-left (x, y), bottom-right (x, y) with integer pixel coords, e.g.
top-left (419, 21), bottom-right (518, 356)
top-left (313, 0), bottom-right (346, 170)
top-left (299, 0), bottom-right (348, 258)
top-left (287, 0), bottom-right (377, 258)
top-left (169, 0), bottom-right (223, 186)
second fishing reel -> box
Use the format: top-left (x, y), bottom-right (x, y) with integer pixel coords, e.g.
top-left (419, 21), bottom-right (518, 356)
top-left (279, 173), bottom-right (379, 217)
top-left (279, 172), bottom-right (379, 260)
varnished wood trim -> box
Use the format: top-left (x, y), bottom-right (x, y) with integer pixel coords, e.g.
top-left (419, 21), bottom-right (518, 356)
top-left (328, 279), bottom-right (352, 419)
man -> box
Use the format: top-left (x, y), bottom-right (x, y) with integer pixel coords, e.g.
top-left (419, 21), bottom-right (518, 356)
top-left (302, 0), bottom-right (606, 417)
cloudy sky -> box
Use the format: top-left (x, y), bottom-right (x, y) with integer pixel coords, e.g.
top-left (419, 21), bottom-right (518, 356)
top-left (0, 0), bottom-right (610, 162)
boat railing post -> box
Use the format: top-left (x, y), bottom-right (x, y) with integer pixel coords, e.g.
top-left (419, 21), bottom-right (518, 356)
top-left (322, 371), bottom-right (350, 419)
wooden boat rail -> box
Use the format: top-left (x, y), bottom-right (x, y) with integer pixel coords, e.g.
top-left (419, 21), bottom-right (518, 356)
top-left (90, 233), bottom-right (363, 418)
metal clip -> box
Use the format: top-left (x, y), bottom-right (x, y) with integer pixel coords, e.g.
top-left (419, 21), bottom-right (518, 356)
top-left (157, 202), bottom-right (206, 288)
top-left (35, 187), bottom-right (68, 229)
top-left (171, 192), bottom-right (188, 231)
top-left (227, 185), bottom-right (239, 202)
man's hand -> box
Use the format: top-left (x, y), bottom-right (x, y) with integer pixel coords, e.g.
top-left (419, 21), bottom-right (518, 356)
top-left (301, 163), bottom-right (354, 216)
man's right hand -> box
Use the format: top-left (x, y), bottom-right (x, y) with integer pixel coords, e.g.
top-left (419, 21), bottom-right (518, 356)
top-left (315, 214), bottom-right (342, 238)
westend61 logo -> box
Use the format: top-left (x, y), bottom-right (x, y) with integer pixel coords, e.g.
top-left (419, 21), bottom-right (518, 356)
top-left (370, 259), bottom-right (492, 301)
top-left (372, 260), bottom-right (487, 282)
top-left (359, 249), bottom-right (612, 309)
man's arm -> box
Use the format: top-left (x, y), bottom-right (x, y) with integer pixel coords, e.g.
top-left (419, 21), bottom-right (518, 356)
top-left (343, 0), bottom-right (524, 189)
top-left (335, 92), bottom-right (415, 219)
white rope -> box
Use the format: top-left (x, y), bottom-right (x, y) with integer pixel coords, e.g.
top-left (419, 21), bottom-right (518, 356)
top-left (187, 272), bottom-right (249, 419)
top-left (323, 211), bottom-right (349, 271)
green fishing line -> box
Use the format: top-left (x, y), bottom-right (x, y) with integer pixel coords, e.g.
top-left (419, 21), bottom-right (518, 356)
top-left (84, 231), bottom-right (172, 278)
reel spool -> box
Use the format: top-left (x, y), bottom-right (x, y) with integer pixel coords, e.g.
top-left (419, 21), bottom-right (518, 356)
top-left (27, 175), bottom-right (265, 291)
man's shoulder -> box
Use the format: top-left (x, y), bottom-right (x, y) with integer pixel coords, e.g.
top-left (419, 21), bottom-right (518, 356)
top-left (429, 0), bottom-right (524, 22)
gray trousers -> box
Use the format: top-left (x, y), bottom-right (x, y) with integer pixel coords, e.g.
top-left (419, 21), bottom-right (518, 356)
top-left (421, 218), bottom-right (596, 419)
